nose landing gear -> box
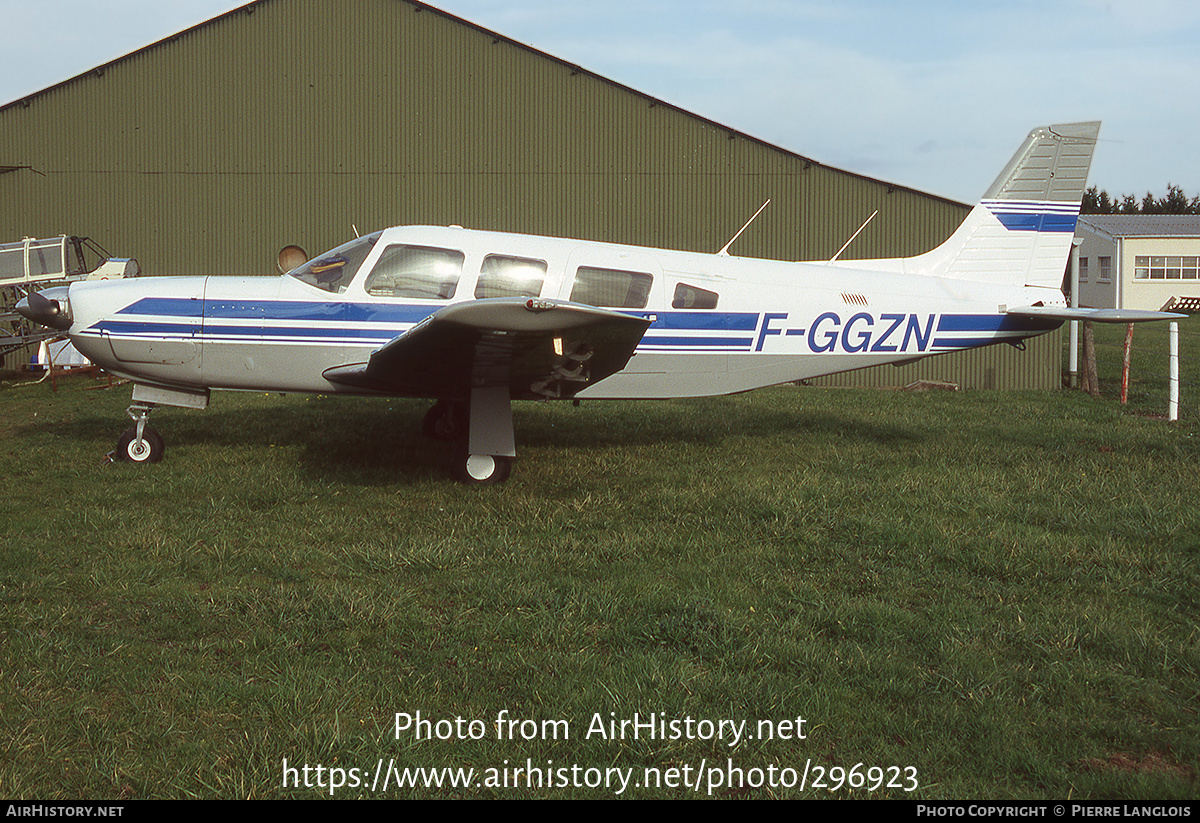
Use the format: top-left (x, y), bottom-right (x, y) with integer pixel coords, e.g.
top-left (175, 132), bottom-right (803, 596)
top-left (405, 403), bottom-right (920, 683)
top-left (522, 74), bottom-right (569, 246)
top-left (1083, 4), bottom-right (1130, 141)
top-left (113, 402), bottom-right (165, 463)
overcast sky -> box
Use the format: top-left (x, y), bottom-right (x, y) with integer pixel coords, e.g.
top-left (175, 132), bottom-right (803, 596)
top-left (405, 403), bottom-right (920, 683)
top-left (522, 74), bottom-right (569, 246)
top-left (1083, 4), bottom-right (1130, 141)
top-left (2, 0), bottom-right (1198, 203)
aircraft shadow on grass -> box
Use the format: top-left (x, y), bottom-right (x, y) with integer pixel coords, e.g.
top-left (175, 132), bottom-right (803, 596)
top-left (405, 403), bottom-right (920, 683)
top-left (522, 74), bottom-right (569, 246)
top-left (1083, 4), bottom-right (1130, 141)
top-left (31, 394), bottom-right (929, 485)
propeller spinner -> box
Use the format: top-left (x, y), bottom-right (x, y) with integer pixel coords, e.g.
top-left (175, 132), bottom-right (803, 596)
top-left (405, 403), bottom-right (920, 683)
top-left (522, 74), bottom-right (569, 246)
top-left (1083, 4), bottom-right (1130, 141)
top-left (15, 286), bottom-right (73, 331)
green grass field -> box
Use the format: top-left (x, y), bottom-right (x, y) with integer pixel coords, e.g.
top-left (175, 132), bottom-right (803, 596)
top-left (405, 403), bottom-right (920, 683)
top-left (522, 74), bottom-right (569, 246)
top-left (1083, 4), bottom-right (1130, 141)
top-left (1078, 315), bottom-right (1200, 424)
top-left (1, 327), bottom-right (1197, 798)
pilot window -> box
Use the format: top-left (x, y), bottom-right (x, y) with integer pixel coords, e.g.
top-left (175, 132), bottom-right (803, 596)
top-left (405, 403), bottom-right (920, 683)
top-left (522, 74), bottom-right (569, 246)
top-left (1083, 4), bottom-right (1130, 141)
top-left (475, 255), bottom-right (548, 299)
top-left (289, 231), bottom-right (382, 293)
top-left (569, 266), bottom-right (653, 309)
top-left (364, 245), bottom-right (465, 300)
top-left (672, 283), bottom-right (719, 309)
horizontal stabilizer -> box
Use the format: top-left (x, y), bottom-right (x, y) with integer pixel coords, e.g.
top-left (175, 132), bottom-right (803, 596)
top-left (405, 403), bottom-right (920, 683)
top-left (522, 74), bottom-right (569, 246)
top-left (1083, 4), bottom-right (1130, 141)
top-left (1006, 306), bottom-right (1186, 324)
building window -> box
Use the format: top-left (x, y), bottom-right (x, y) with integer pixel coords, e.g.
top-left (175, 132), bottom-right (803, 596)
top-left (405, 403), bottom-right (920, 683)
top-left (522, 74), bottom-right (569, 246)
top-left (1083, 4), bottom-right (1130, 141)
top-left (1134, 256), bottom-right (1200, 280)
top-left (1099, 257), bottom-right (1111, 282)
top-left (1079, 257), bottom-right (1088, 282)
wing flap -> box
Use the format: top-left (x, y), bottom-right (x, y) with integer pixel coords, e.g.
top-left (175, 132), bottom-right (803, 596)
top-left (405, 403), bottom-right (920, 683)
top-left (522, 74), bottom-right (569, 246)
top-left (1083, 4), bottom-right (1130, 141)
top-left (322, 298), bottom-right (650, 399)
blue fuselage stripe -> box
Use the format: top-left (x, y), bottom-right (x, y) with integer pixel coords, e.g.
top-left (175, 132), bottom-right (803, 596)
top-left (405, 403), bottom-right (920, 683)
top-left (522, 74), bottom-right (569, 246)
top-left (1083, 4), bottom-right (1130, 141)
top-left (119, 298), bottom-right (436, 325)
top-left (93, 302), bottom-right (1058, 358)
top-left (641, 336), bottom-right (754, 347)
top-left (647, 313), bottom-right (760, 331)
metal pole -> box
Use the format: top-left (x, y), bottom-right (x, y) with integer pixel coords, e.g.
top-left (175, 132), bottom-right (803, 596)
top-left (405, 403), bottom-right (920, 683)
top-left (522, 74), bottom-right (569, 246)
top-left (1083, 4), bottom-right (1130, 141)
top-left (1169, 321), bottom-right (1179, 421)
top-left (1121, 323), bottom-right (1133, 405)
top-left (1069, 239), bottom-right (1081, 388)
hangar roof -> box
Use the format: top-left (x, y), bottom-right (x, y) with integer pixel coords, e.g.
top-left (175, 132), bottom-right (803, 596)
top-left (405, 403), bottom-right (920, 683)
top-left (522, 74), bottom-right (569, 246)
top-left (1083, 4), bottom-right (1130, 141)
top-left (1078, 214), bottom-right (1200, 238)
top-left (0, 0), bottom-right (963, 210)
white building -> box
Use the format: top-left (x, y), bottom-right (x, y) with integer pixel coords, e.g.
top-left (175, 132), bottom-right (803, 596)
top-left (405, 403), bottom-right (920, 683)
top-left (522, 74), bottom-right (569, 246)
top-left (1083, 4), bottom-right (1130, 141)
top-left (1075, 215), bottom-right (1200, 310)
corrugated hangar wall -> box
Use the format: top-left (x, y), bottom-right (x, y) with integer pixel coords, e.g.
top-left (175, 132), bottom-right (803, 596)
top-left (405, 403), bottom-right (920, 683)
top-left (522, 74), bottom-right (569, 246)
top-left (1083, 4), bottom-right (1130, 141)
top-left (0, 0), bottom-right (1059, 388)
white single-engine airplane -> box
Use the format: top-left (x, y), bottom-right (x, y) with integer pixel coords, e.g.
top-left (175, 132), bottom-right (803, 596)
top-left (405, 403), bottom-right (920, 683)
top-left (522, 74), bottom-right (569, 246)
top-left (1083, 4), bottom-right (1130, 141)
top-left (17, 122), bottom-right (1181, 484)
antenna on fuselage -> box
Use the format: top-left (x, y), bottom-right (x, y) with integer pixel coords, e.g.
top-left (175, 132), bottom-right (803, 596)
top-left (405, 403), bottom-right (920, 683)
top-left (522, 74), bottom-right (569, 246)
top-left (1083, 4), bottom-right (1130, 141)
top-left (827, 210), bottom-right (878, 264)
top-left (717, 199), bottom-right (770, 256)
top-left (352, 224), bottom-right (361, 238)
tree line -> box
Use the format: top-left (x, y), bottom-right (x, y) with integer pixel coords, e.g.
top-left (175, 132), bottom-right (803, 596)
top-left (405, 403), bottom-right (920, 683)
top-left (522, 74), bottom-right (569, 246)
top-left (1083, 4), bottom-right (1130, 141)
top-left (1081, 184), bottom-right (1200, 214)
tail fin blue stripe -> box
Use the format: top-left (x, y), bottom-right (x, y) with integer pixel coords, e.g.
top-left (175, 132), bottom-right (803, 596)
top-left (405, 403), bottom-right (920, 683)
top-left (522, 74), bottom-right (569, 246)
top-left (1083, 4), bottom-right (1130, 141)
top-left (983, 200), bottom-right (1080, 233)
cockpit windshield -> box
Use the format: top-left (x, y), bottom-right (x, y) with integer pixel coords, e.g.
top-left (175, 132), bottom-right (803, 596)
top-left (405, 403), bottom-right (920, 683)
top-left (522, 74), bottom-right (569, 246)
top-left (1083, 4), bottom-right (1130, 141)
top-left (288, 231), bottom-right (382, 293)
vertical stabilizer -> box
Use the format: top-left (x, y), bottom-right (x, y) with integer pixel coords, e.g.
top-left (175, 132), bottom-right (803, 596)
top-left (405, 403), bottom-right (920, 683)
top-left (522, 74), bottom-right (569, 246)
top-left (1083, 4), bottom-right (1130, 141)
top-left (983, 122), bottom-right (1100, 203)
top-left (898, 122), bottom-right (1100, 292)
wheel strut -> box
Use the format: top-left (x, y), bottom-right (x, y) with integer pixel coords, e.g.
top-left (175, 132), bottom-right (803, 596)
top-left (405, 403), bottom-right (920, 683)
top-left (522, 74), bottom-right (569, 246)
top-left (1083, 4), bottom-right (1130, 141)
top-left (128, 402), bottom-right (153, 443)
top-left (450, 386), bottom-right (516, 485)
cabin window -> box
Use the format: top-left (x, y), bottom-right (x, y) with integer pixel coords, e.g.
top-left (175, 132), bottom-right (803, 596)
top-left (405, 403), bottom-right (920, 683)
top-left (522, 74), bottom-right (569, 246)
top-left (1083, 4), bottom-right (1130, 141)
top-left (569, 266), bottom-right (653, 309)
top-left (364, 245), bottom-right (464, 299)
top-left (672, 282), bottom-right (719, 309)
top-left (289, 231), bottom-right (381, 293)
top-left (475, 254), bottom-right (548, 299)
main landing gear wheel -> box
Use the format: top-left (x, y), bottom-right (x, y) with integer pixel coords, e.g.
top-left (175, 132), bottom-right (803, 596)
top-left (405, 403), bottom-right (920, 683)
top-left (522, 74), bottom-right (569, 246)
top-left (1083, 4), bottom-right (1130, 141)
top-left (439, 388), bottom-right (516, 485)
top-left (454, 452), bottom-right (512, 486)
top-left (116, 425), bottom-right (165, 464)
top-left (422, 400), bottom-right (468, 441)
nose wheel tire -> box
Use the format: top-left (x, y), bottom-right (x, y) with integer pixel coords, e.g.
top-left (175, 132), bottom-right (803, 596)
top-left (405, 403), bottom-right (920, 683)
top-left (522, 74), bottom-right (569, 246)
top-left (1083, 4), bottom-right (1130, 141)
top-left (116, 425), bottom-right (165, 463)
top-left (454, 452), bottom-right (512, 486)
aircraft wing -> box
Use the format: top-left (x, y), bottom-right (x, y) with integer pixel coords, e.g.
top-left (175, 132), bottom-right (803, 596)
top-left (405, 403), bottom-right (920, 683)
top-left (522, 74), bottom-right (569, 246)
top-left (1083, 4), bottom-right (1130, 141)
top-left (322, 297), bottom-right (651, 400)
top-left (1006, 306), bottom-right (1187, 324)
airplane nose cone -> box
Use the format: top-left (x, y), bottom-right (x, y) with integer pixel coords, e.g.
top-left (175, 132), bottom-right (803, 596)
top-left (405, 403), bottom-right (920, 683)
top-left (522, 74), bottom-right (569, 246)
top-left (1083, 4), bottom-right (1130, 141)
top-left (15, 286), bottom-right (72, 331)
